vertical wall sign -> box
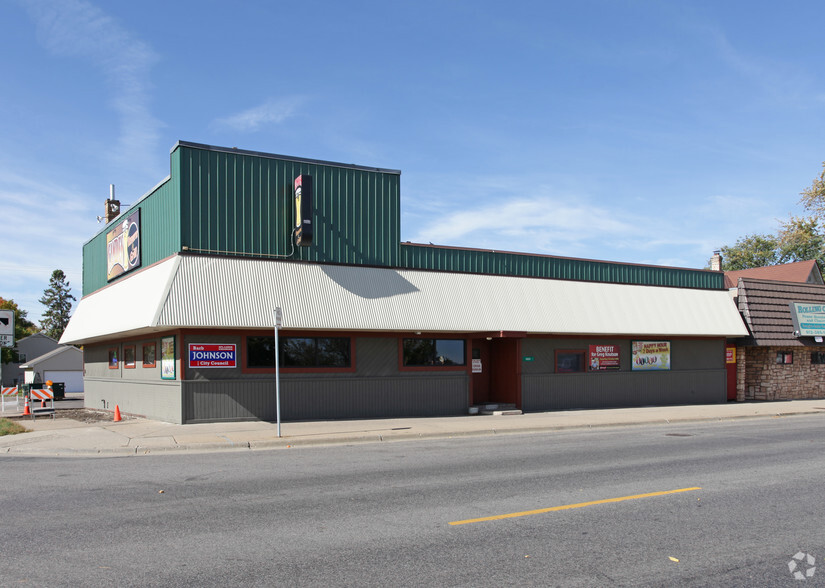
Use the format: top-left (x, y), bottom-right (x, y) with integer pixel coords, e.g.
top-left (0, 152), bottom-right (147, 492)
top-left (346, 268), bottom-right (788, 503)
top-left (161, 336), bottom-right (176, 380)
top-left (294, 174), bottom-right (313, 246)
top-left (106, 209), bottom-right (141, 281)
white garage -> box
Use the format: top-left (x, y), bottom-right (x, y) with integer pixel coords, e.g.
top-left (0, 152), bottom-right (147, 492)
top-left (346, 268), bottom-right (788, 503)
top-left (20, 346), bottom-right (84, 393)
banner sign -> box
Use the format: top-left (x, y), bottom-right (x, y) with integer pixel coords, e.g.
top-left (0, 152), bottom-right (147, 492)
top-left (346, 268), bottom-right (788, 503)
top-left (106, 209), bottom-right (141, 281)
top-left (589, 345), bottom-right (620, 371)
top-left (789, 302), bottom-right (825, 337)
top-left (631, 341), bottom-right (671, 371)
top-left (189, 344), bottom-right (237, 368)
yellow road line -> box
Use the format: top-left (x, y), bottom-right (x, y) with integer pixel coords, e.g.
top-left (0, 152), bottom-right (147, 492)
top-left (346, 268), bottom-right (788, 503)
top-left (449, 486), bottom-right (702, 526)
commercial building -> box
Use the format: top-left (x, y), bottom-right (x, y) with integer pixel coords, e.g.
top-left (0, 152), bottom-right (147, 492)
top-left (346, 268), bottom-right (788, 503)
top-left (61, 141), bottom-right (747, 423)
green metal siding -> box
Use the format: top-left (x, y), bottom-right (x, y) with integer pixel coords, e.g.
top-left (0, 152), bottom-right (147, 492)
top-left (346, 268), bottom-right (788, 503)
top-left (177, 145), bottom-right (401, 267)
top-left (82, 176), bottom-right (181, 296)
top-left (399, 244), bottom-right (724, 290)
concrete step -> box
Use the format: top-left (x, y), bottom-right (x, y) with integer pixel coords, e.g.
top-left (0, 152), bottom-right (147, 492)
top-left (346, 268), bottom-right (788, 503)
top-left (469, 403), bottom-right (522, 416)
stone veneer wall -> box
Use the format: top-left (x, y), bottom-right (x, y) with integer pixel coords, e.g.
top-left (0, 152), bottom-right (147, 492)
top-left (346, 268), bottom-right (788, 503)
top-left (738, 345), bottom-right (825, 401)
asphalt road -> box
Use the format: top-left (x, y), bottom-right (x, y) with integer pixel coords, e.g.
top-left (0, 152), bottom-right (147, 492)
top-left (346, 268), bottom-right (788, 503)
top-left (3, 415), bottom-right (825, 587)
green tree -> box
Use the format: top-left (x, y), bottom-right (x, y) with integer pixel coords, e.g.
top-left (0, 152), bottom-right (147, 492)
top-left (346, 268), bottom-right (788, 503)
top-left (720, 234), bottom-right (779, 270)
top-left (799, 161), bottom-right (825, 219)
top-left (38, 270), bottom-right (76, 341)
top-left (777, 216), bottom-right (825, 270)
top-left (0, 298), bottom-right (37, 364)
top-left (718, 162), bottom-right (825, 272)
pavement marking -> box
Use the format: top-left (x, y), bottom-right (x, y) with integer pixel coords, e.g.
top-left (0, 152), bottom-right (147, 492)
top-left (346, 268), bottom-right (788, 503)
top-left (449, 486), bottom-right (702, 526)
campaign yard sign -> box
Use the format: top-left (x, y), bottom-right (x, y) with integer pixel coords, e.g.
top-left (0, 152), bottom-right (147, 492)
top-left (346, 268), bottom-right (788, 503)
top-left (189, 344), bottom-right (237, 368)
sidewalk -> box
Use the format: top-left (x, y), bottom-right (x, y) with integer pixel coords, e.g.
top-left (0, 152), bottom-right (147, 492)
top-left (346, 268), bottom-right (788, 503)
top-left (3, 399), bottom-right (825, 457)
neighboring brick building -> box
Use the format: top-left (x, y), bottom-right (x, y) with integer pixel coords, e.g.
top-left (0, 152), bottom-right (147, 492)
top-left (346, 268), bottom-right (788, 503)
top-left (735, 277), bottom-right (825, 401)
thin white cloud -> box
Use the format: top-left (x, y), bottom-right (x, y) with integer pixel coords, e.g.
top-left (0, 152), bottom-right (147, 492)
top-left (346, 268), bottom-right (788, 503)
top-left (0, 169), bottom-right (92, 322)
top-left (214, 97), bottom-right (304, 132)
top-left (21, 0), bottom-right (162, 173)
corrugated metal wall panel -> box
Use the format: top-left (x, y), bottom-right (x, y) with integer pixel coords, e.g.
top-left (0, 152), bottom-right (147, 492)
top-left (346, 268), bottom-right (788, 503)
top-left (81, 177), bottom-right (181, 296)
top-left (182, 375), bottom-right (467, 423)
top-left (522, 369), bottom-right (726, 410)
top-left (399, 243), bottom-right (723, 290)
top-left (177, 145), bottom-right (401, 268)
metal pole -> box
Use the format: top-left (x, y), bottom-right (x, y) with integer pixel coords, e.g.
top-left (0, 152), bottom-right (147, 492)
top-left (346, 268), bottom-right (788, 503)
top-left (274, 308), bottom-right (282, 438)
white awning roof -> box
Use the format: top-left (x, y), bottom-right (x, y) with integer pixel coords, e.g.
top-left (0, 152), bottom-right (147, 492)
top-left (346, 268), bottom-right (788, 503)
top-left (61, 254), bottom-right (748, 345)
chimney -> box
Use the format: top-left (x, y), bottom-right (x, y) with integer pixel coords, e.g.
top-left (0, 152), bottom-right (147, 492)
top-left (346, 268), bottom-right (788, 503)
top-left (710, 250), bottom-right (723, 271)
top-left (105, 184), bottom-right (120, 223)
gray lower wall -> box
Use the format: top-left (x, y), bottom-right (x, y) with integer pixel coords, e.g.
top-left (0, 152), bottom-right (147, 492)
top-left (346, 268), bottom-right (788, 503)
top-left (182, 375), bottom-right (468, 423)
top-left (522, 369), bottom-right (726, 410)
top-left (84, 377), bottom-right (183, 423)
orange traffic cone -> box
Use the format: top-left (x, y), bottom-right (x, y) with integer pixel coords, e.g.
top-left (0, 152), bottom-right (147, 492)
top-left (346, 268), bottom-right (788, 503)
top-left (41, 398), bottom-right (46, 408)
top-left (22, 396), bottom-right (30, 416)
top-left (113, 405), bottom-right (122, 422)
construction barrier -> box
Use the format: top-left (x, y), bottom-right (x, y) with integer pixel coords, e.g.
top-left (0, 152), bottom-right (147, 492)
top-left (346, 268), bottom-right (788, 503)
top-left (1, 386), bottom-right (18, 413)
top-left (29, 388), bottom-right (55, 420)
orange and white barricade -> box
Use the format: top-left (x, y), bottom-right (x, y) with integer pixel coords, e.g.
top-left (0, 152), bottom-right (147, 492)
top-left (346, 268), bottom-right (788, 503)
top-left (1, 387), bottom-right (18, 413)
top-left (29, 387), bottom-right (55, 419)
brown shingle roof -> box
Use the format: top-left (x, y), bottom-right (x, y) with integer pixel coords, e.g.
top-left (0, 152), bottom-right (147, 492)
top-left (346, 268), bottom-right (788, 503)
top-left (724, 260), bottom-right (821, 288)
top-left (737, 277), bottom-right (825, 346)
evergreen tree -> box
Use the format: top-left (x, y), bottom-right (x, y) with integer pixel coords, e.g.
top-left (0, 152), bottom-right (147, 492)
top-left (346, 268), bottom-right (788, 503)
top-left (39, 270), bottom-right (76, 341)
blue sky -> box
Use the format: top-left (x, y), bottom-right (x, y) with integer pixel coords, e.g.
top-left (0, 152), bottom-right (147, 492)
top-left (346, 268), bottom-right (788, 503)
top-left (2, 0), bottom-right (824, 326)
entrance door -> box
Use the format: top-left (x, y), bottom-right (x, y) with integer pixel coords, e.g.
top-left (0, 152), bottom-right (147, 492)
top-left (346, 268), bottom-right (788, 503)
top-left (471, 338), bottom-right (521, 408)
top-left (471, 339), bottom-right (491, 405)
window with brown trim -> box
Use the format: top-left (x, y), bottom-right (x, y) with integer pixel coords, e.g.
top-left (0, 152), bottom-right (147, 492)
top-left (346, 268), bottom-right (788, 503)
top-left (142, 343), bottom-right (157, 368)
top-left (402, 339), bottom-right (466, 367)
top-left (123, 345), bottom-right (136, 369)
top-left (246, 336), bottom-right (351, 368)
top-left (555, 350), bottom-right (586, 373)
top-left (108, 348), bottom-right (119, 369)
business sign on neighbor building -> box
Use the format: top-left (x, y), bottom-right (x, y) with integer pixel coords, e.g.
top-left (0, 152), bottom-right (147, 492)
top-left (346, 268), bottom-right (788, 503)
top-left (789, 302), bottom-right (825, 337)
top-left (188, 344), bottom-right (237, 368)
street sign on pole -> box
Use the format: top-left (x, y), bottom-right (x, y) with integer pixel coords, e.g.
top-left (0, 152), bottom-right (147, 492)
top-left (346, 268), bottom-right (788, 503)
top-left (0, 310), bottom-right (14, 349)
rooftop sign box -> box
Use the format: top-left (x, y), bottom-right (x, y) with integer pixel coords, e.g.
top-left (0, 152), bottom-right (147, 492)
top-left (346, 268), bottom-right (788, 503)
top-left (789, 302), bottom-right (825, 337)
top-left (106, 209), bottom-right (141, 281)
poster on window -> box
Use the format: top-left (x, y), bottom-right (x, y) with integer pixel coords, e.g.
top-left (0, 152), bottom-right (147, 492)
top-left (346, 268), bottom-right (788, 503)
top-left (161, 336), bottom-right (176, 380)
top-left (189, 344), bottom-right (237, 368)
top-left (632, 341), bottom-right (671, 371)
top-left (589, 345), bottom-right (620, 371)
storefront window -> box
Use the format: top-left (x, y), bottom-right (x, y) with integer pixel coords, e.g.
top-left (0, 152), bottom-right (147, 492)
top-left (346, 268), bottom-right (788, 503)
top-left (556, 350), bottom-right (586, 373)
top-left (776, 352), bottom-right (793, 365)
top-left (142, 343), bottom-right (157, 368)
top-left (247, 336), bottom-right (350, 368)
top-left (812, 352), bottom-right (825, 365)
top-left (108, 348), bottom-right (119, 369)
top-left (123, 346), bottom-right (136, 369)
top-left (402, 339), bottom-right (465, 366)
